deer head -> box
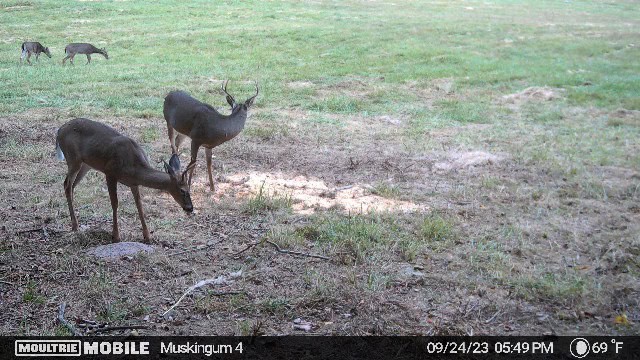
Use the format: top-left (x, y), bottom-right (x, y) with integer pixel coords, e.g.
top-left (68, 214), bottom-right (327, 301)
top-left (44, 47), bottom-right (52, 58)
top-left (163, 154), bottom-right (194, 213)
top-left (101, 48), bottom-right (109, 59)
top-left (221, 80), bottom-right (259, 114)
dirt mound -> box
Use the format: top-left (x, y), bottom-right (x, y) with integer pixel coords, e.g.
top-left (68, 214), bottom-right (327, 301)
top-left (434, 151), bottom-right (503, 172)
top-left (502, 86), bottom-right (565, 103)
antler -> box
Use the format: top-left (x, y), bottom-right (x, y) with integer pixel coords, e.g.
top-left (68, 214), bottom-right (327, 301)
top-left (221, 80), bottom-right (236, 104)
top-left (247, 81), bottom-right (259, 104)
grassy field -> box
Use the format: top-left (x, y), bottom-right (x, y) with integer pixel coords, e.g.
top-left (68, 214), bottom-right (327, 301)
top-left (0, 0), bottom-right (638, 335)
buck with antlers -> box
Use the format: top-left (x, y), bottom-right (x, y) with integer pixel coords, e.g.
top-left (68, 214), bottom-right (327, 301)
top-left (55, 118), bottom-right (194, 243)
top-left (163, 81), bottom-right (258, 191)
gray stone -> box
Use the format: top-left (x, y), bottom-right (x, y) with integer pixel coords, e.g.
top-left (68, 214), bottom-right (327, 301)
top-left (86, 242), bottom-right (155, 259)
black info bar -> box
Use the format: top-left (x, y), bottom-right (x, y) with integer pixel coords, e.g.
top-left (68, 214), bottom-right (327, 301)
top-left (3, 336), bottom-right (639, 359)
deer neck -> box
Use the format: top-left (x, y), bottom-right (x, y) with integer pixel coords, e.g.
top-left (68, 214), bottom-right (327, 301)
top-left (217, 111), bottom-right (247, 135)
top-left (135, 168), bottom-right (173, 191)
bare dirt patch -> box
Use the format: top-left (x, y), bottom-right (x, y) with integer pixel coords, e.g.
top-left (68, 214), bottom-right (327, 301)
top-left (502, 86), bottom-right (566, 104)
top-left (287, 81), bottom-right (314, 89)
top-left (433, 151), bottom-right (505, 172)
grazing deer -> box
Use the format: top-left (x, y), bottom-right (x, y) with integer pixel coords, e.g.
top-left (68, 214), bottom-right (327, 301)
top-left (55, 118), bottom-right (194, 243)
top-left (163, 81), bottom-right (258, 191)
top-left (20, 42), bottom-right (51, 65)
top-left (62, 43), bottom-right (108, 65)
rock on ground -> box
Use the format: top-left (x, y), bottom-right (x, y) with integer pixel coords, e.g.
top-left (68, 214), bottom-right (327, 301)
top-left (86, 242), bottom-right (155, 259)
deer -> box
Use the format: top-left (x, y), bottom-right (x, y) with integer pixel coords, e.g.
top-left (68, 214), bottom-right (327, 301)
top-left (55, 118), bottom-right (195, 243)
top-left (20, 42), bottom-right (51, 65)
top-left (62, 43), bottom-right (108, 65)
top-left (163, 80), bottom-right (258, 191)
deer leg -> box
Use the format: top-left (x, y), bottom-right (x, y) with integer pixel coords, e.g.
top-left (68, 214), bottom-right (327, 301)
top-left (131, 186), bottom-right (150, 243)
top-left (86, 54), bottom-right (91, 65)
top-left (175, 133), bottom-right (187, 153)
top-left (72, 164), bottom-right (91, 189)
top-left (62, 55), bottom-right (69, 65)
top-left (35, 53), bottom-right (40, 62)
top-left (64, 162), bottom-right (82, 231)
top-left (166, 126), bottom-right (177, 154)
top-left (20, 50), bottom-right (26, 64)
top-left (70, 54), bottom-right (75, 65)
top-left (187, 142), bottom-right (200, 188)
top-left (26, 52), bottom-right (32, 65)
top-left (205, 147), bottom-right (215, 192)
top-left (106, 176), bottom-right (120, 242)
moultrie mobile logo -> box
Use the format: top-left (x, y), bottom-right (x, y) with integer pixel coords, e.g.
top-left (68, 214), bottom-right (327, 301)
top-left (15, 340), bottom-right (81, 357)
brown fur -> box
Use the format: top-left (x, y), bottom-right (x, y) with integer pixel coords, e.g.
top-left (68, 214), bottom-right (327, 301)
top-left (163, 81), bottom-right (258, 191)
top-left (56, 118), bottom-right (193, 242)
top-left (20, 42), bottom-right (51, 65)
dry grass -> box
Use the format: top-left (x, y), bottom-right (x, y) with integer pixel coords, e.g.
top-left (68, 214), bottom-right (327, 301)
top-left (0, 103), bottom-right (638, 335)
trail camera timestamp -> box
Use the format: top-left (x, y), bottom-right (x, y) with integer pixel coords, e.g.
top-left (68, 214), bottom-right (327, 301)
top-left (423, 341), bottom-right (553, 354)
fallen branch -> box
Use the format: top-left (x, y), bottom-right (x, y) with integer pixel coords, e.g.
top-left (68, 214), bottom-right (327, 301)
top-left (57, 303), bottom-right (82, 336)
top-left (162, 276), bottom-right (228, 316)
top-left (87, 325), bottom-right (149, 334)
top-left (264, 240), bottom-right (330, 261)
top-left (16, 226), bottom-right (51, 241)
top-left (208, 290), bottom-right (245, 296)
top-left (232, 241), bottom-right (262, 256)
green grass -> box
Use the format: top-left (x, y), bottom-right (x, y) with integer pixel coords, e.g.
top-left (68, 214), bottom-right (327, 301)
top-left (370, 182), bottom-right (401, 199)
top-left (419, 213), bottom-right (455, 243)
top-left (2, 0), bottom-right (638, 173)
top-left (22, 281), bottom-right (45, 304)
top-left (296, 211), bottom-right (455, 263)
top-left (512, 271), bottom-right (591, 305)
top-left (1, 0), bottom-right (638, 119)
top-left (243, 183), bottom-right (293, 215)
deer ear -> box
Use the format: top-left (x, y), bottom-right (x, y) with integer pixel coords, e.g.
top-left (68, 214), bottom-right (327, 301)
top-left (169, 153), bottom-right (181, 172)
top-left (226, 95), bottom-right (235, 107)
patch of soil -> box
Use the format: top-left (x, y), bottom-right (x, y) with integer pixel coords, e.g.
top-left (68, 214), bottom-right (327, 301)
top-left (225, 171), bottom-right (426, 214)
top-left (434, 151), bottom-right (504, 172)
top-left (287, 81), bottom-right (314, 89)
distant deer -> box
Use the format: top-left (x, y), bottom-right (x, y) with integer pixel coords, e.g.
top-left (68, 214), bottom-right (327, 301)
top-left (163, 81), bottom-right (258, 191)
top-left (20, 42), bottom-right (51, 65)
top-left (55, 118), bottom-right (194, 243)
top-left (62, 43), bottom-right (108, 65)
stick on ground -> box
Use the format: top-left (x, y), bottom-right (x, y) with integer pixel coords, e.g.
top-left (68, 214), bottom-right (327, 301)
top-left (162, 276), bottom-right (228, 316)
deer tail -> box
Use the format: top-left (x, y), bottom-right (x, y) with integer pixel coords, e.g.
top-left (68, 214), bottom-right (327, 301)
top-left (55, 129), bottom-right (65, 161)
